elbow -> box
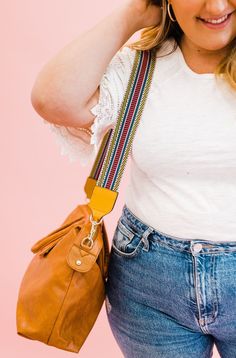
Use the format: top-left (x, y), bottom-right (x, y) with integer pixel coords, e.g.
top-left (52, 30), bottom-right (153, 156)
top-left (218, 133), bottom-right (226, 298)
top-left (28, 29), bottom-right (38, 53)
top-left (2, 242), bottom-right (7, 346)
top-left (31, 88), bottom-right (45, 117)
top-left (30, 79), bottom-right (51, 121)
top-left (30, 70), bottom-right (66, 124)
top-left (30, 75), bottom-right (92, 128)
top-left (30, 86), bottom-right (86, 128)
top-left (30, 83), bottom-right (66, 125)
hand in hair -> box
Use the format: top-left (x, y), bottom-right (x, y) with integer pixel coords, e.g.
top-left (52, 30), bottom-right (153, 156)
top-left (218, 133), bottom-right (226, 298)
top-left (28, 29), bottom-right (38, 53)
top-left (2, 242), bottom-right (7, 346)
top-left (125, 0), bottom-right (162, 28)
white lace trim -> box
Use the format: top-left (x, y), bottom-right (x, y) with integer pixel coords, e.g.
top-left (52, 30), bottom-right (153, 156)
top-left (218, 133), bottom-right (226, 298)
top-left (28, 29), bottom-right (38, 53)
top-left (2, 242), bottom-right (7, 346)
top-left (89, 77), bottom-right (115, 148)
top-left (43, 45), bottom-right (136, 166)
top-left (43, 119), bottom-right (96, 166)
top-left (89, 46), bottom-right (136, 148)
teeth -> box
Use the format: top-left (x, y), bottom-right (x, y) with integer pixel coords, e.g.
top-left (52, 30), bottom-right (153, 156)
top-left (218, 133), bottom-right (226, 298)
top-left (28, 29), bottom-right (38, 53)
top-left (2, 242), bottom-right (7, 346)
top-left (202, 14), bottom-right (228, 24)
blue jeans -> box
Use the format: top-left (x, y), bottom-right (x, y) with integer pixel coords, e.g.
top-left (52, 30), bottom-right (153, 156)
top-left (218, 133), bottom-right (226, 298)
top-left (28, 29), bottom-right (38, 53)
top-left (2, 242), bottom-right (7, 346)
top-left (105, 205), bottom-right (236, 358)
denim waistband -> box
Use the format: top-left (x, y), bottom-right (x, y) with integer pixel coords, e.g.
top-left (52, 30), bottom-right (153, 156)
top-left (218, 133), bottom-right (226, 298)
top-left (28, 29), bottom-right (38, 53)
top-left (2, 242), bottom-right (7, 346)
top-left (121, 205), bottom-right (236, 254)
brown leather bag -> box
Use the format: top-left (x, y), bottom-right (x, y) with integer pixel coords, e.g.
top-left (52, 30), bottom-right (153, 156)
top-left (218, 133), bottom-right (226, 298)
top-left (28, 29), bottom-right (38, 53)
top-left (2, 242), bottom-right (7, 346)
top-left (16, 204), bottom-right (109, 352)
top-left (16, 48), bottom-right (156, 353)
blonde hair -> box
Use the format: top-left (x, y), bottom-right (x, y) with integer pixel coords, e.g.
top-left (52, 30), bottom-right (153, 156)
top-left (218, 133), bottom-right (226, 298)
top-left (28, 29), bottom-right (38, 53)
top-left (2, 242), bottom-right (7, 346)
top-left (126, 0), bottom-right (236, 90)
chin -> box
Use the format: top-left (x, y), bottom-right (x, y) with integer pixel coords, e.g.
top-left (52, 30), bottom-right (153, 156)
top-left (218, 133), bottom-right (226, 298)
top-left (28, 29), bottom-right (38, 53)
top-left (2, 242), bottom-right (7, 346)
top-left (196, 37), bottom-right (234, 52)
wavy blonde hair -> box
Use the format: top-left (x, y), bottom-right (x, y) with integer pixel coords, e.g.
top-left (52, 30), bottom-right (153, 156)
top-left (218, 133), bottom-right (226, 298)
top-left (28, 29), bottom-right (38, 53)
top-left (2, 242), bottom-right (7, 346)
top-left (127, 0), bottom-right (236, 90)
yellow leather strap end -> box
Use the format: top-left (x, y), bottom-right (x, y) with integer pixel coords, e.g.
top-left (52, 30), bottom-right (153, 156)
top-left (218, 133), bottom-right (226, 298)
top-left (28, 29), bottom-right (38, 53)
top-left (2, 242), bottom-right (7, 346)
top-left (84, 177), bottom-right (97, 199)
top-left (88, 185), bottom-right (118, 221)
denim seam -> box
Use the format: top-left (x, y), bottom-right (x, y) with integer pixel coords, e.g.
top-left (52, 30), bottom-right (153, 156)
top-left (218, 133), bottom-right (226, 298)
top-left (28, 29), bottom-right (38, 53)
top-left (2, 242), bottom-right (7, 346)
top-left (192, 254), bottom-right (209, 334)
top-left (111, 239), bottom-right (144, 258)
top-left (211, 254), bottom-right (219, 322)
top-left (152, 239), bottom-right (190, 254)
top-left (154, 239), bottom-right (236, 254)
top-left (193, 250), bottom-right (236, 254)
top-left (141, 227), bottom-right (154, 252)
top-left (117, 220), bottom-right (135, 240)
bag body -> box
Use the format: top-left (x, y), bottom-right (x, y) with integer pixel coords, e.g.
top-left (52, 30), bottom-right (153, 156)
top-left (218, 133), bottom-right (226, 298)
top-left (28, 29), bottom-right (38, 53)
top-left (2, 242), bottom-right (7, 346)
top-left (16, 204), bottom-right (109, 352)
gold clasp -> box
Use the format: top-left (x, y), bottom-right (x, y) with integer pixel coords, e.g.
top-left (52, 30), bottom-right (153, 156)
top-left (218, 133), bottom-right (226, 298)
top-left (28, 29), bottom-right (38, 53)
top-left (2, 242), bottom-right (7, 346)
top-left (81, 215), bottom-right (103, 250)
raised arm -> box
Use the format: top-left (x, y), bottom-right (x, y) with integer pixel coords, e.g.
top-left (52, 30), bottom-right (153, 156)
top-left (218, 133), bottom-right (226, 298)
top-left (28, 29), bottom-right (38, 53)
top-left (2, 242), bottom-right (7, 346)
top-left (31, 1), bottom-right (162, 129)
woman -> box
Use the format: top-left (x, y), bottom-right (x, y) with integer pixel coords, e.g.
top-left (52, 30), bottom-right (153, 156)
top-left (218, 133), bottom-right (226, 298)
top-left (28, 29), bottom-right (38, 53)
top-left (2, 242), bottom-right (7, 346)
top-left (31, 1), bottom-right (236, 357)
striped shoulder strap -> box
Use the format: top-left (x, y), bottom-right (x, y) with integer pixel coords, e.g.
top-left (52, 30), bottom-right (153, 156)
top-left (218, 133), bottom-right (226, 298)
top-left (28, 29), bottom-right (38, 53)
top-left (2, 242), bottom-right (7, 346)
top-left (86, 48), bottom-right (157, 221)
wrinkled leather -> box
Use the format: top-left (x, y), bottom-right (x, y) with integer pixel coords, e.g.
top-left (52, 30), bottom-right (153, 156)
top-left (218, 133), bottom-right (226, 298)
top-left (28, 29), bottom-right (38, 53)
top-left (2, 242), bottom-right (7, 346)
top-left (16, 204), bottom-right (110, 353)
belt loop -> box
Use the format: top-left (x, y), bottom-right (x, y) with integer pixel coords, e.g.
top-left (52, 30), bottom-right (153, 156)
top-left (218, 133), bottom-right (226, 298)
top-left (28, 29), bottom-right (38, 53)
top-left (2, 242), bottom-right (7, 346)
top-left (141, 227), bottom-right (154, 252)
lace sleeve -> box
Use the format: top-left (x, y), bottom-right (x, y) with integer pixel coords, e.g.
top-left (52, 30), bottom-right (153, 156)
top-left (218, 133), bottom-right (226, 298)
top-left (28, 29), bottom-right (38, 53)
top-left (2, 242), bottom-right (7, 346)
top-left (44, 46), bottom-right (136, 166)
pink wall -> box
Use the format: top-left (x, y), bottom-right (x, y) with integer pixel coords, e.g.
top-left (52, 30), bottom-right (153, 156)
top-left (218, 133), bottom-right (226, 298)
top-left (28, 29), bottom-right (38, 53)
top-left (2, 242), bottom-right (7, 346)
top-left (2, 0), bottom-right (220, 357)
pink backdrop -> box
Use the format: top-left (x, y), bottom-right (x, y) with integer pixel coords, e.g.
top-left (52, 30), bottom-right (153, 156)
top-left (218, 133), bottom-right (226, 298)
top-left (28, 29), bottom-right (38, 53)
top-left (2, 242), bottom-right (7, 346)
top-left (2, 0), bottom-right (220, 356)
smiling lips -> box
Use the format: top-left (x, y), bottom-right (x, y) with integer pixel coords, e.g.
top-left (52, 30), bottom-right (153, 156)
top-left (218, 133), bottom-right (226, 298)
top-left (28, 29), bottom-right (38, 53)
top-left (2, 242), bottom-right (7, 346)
top-left (198, 12), bottom-right (232, 25)
top-left (201, 14), bottom-right (229, 24)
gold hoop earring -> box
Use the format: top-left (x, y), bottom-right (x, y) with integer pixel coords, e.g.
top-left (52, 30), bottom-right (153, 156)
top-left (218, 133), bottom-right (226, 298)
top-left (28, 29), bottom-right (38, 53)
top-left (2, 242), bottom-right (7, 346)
top-left (167, 2), bottom-right (177, 22)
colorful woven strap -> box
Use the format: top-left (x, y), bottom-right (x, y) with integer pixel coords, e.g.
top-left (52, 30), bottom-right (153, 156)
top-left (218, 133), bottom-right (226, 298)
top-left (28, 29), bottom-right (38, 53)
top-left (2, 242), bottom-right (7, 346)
top-left (89, 129), bottom-right (113, 181)
top-left (86, 48), bottom-right (156, 196)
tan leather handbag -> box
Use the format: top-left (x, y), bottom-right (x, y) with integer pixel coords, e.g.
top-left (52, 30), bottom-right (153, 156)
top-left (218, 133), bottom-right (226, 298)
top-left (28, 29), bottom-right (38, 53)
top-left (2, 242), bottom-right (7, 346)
top-left (16, 48), bottom-right (156, 353)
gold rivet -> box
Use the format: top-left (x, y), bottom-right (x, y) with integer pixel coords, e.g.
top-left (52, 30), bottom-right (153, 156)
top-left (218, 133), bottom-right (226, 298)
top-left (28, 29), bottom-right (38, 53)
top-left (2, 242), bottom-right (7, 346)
top-left (76, 259), bottom-right (82, 266)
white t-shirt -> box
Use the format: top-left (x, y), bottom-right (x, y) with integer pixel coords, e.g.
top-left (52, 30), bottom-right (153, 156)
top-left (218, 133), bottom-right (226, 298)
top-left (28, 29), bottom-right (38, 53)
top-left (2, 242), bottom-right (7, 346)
top-left (44, 38), bottom-right (236, 242)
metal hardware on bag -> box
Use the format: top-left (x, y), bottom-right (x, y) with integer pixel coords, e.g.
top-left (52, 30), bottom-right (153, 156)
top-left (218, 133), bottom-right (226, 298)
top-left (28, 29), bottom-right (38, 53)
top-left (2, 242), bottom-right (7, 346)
top-left (81, 215), bottom-right (103, 250)
top-left (75, 259), bottom-right (82, 266)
